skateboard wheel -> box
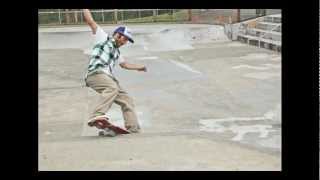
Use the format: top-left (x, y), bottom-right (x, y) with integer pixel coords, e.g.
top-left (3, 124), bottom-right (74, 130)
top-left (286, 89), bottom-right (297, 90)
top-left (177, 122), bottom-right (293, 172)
top-left (98, 131), bottom-right (105, 136)
top-left (98, 129), bottom-right (116, 137)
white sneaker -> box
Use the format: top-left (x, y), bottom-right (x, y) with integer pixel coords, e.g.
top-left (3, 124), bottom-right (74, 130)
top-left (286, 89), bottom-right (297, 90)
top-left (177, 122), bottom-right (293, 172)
top-left (87, 115), bottom-right (108, 126)
top-left (126, 125), bottom-right (141, 133)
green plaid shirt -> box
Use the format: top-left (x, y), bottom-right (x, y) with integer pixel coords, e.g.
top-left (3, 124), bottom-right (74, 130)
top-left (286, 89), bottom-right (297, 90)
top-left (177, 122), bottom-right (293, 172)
top-left (86, 36), bottom-right (121, 78)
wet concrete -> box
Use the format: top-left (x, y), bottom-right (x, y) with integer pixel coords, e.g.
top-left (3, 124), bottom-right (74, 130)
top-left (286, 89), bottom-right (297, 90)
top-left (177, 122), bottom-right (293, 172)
top-left (39, 24), bottom-right (281, 171)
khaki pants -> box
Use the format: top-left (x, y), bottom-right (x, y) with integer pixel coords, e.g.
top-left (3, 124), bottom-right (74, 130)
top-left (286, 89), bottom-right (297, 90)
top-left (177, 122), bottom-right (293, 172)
top-left (85, 72), bottom-right (140, 130)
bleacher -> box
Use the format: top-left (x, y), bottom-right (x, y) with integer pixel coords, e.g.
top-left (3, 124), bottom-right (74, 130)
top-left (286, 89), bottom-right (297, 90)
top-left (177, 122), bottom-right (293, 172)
top-left (237, 14), bottom-right (281, 52)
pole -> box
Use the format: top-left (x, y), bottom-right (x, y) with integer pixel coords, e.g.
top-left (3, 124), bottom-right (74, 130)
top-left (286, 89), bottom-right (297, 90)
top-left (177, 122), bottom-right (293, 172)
top-left (74, 10), bottom-right (78, 24)
top-left (121, 10), bottom-right (124, 22)
top-left (58, 9), bottom-right (62, 24)
top-left (171, 9), bottom-right (173, 21)
top-left (80, 11), bottom-right (83, 24)
top-left (114, 9), bottom-right (118, 24)
top-left (65, 9), bottom-right (71, 24)
top-left (237, 9), bottom-right (240, 22)
top-left (102, 9), bottom-right (104, 23)
top-left (153, 9), bottom-right (156, 22)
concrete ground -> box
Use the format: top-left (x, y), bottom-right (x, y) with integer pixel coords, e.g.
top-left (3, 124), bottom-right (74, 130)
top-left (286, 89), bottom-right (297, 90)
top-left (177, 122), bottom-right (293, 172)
top-left (38, 24), bottom-right (281, 171)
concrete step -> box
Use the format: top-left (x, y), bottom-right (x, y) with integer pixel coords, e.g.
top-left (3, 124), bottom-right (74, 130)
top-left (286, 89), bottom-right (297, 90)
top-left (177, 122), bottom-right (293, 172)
top-left (245, 33), bottom-right (281, 42)
top-left (258, 22), bottom-right (281, 26)
top-left (248, 28), bottom-right (281, 35)
top-left (263, 14), bottom-right (281, 23)
top-left (256, 22), bottom-right (281, 31)
top-left (234, 13), bottom-right (281, 51)
top-left (246, 28), bottom-right (281, 41)
top-left (238, 33), bottom-right (281, 46)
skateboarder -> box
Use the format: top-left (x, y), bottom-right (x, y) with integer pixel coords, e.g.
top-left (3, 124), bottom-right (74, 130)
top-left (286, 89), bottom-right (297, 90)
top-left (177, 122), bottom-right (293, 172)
top-left (83, 9), bottom-right (147, 133)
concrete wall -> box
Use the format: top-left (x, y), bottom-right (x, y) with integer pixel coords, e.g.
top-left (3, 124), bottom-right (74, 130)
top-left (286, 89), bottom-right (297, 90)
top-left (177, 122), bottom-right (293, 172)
top-left (240, 9), bottom-right (257, 21)
top-left (266, 9), bottom-right (281, 15)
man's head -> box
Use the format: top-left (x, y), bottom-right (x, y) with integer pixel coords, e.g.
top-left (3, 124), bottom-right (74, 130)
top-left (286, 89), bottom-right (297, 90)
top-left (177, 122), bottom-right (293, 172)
top-left (113, 26), bottom-right (134, 47)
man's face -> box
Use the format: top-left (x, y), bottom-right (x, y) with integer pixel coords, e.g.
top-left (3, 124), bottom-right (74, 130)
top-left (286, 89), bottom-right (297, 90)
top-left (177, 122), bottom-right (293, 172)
top-left (114, 33), bottom-right (128, 47)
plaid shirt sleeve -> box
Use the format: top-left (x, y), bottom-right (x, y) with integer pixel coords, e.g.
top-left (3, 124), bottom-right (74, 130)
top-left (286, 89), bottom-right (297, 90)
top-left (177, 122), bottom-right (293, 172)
top-left (93, 26), bottom-right (108, 45)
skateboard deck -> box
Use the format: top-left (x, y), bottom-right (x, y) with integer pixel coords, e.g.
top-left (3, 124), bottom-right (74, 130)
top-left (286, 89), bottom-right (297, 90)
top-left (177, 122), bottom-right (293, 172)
top-left (88, 118), bottom-right (130, 136)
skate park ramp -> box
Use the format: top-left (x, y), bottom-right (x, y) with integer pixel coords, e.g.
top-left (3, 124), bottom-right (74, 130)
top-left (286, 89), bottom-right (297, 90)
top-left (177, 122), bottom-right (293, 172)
top-left (39, 24), bottom-right (281, 171)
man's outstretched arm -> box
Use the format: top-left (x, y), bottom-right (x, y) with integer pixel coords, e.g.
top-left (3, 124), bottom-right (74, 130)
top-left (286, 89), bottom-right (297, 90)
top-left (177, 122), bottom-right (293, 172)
top-left (83, 9), bottom-right (98, 34)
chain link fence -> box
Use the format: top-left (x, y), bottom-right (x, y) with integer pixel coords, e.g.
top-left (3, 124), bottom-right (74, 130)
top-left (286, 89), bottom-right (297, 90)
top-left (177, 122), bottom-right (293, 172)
top-left (38, 9), bottom-right (281, 26)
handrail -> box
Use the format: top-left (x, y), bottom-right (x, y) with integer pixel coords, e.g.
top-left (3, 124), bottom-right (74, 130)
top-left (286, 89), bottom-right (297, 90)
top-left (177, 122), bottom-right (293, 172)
top-left (260, 24), bottom-right (281, 39)
top-left (38, 9), bottom-right (172, 14)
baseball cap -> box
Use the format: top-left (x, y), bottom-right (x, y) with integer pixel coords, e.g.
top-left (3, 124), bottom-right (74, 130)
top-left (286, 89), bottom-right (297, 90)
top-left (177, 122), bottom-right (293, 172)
top-left (114, 26), bottom-right (134, 43)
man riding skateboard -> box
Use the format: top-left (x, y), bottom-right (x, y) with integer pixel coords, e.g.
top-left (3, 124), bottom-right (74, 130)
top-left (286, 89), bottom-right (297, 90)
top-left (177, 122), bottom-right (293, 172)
top-left (83, 9), bottom-right (147, 135)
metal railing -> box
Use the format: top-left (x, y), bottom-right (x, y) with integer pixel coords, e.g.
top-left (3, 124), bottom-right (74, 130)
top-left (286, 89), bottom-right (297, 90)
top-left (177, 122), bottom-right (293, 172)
top-left (38, 9), bottom-right (282, 26)
top-left (38, 9), bottom-right (190, 26)
top-left (236, 14), bottom-right (281, 51)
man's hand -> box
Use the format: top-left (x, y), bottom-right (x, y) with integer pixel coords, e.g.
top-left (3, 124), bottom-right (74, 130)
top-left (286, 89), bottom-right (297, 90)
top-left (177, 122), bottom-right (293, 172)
top-left (137, 65), bottom-right (147, 72)
top-left (120, 62), bottom-right (147, 72)
top-left (83, 9), bottom-right (98, 34)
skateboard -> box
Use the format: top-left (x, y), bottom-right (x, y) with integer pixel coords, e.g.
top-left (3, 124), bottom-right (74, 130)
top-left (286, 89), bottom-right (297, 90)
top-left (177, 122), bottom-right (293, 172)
top-left (88, 118), bottom-right (130, 137)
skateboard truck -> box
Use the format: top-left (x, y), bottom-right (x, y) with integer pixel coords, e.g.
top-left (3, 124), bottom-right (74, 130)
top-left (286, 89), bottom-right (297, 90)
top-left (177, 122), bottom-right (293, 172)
top-left (98, 128), bottom-right (117, 137)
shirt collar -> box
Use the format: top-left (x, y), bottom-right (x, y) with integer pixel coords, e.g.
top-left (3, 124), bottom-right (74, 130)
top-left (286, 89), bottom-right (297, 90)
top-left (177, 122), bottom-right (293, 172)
top-left (109, 36), bottom-right (118, 48)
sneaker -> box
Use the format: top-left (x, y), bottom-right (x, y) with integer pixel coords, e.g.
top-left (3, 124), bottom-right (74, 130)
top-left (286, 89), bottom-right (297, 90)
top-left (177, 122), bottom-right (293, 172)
top-left (126, 125), bottom-right (141, 133)
top-left (87, 115), bottom-right (109, 128)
